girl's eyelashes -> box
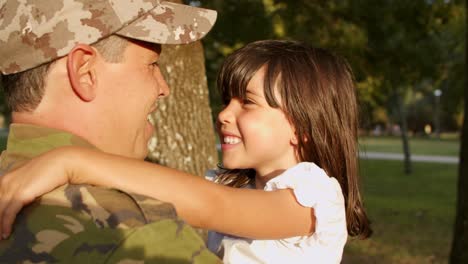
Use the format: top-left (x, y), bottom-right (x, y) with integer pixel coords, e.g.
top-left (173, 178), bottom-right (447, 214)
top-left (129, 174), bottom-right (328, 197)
top-left (242, 98), bottom-right (255, 105)
top-left (221, 97), bottom-right (256, 106)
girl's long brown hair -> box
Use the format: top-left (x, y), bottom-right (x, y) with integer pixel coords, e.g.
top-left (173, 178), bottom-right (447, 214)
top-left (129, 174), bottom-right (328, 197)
top-left (215, 40), bottom-right (372, 238)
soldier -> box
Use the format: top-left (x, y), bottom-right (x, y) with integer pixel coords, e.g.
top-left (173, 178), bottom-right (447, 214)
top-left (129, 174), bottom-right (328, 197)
top-left (0, 0), bottom-right (220, 262)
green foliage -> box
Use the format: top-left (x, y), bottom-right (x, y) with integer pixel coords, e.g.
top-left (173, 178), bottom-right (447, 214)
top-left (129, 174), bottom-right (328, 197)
top-left (347, 0), bottom-right (463, 132)
top-left (433, 3), bottom-right (466, 129)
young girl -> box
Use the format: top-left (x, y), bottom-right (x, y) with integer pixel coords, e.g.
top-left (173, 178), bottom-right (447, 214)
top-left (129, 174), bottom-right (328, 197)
top-left (0, 40), bottom-right (371, 263)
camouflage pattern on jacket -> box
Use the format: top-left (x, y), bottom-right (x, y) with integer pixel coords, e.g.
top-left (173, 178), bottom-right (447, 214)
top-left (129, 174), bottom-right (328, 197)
top-left (0, 124), bottom-right (221, 263)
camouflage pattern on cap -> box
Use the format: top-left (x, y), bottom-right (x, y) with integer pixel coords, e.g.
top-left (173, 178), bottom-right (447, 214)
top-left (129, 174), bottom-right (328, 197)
top-left (117, 2), bottom-right (217, 45)
top-left (0, 0), bottom-right (217, 75)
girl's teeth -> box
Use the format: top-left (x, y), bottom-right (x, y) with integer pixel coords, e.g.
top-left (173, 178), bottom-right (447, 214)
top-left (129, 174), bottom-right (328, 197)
top-left (224, 136), bottom-right (241, 144)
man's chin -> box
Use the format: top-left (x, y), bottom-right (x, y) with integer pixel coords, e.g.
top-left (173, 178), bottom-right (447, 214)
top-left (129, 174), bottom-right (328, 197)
top-left (135, 149), bottom-right (149, 160)
top-left (124, 144), bottom-right (149, 160)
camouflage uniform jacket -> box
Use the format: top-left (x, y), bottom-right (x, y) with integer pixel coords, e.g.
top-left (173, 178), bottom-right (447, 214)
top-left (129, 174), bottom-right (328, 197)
top-left (0, 124), bottom-right (221, 263)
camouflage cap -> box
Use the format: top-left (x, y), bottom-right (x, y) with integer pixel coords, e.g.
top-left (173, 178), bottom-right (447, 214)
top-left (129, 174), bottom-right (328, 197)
top-left (0, 0), bottom-right (217, 75)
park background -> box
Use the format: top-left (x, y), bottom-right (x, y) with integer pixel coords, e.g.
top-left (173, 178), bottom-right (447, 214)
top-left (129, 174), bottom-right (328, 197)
top-left (0, 0), bottom-right (466, 263)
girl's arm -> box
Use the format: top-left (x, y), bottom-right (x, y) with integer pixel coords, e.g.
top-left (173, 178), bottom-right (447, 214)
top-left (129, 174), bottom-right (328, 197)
top-left (0, 146), bottom-right (315, 239)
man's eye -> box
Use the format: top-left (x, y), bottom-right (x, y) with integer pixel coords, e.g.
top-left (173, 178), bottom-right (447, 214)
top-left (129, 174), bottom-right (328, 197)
top-left (150, 61), bottom-right (159, 67)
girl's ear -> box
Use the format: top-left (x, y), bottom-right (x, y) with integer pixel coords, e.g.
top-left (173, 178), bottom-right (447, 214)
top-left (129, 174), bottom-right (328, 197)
top-left (67, 44), bottom-right (97, 102)
top-left (290, 128), bottom-right (300, 145)
top-left (290, 134), bottom-right (299, 145)
top-left (291, 132), bottom-right (308, 146)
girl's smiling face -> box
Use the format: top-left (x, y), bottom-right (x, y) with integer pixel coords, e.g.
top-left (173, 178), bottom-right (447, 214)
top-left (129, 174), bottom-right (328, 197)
top-left (217, 67), bottom-right (299, 180)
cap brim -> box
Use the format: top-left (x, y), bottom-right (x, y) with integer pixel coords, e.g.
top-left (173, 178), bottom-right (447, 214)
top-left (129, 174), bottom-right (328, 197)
top-left (116, 1), bottom-right (217, 45)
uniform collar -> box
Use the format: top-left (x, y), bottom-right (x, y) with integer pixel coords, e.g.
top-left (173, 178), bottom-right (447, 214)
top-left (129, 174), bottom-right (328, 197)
top-left (6, 123), bottom-right (97, 159)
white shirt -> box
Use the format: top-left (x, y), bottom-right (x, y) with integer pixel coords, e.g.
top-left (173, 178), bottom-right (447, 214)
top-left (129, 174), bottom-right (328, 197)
top-left (207, 162), bottom-right (347, 264)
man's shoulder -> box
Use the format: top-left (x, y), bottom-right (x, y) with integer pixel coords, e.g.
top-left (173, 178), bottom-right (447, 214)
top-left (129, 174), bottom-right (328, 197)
top-left (0, 185), bottom-right (221, 263)
top-left (0, 197), bottom-right (125, 263)
top-left (0, 204), bottom-right (221, 263)
top-left (38, 184), bottom-right (177, 228)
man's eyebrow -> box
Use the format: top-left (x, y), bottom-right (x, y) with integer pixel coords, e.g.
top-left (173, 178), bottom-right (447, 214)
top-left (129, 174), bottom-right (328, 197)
top-left (134, 39), bottom-right (161, 52)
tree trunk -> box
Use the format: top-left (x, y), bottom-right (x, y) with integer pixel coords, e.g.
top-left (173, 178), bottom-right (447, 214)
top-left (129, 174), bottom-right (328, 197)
top-left (395, 89), bottom-right (412, 174)
top-left (146, 27), bottom-right (218, 177)
top-left (449, 1), bottom-right (468, 262)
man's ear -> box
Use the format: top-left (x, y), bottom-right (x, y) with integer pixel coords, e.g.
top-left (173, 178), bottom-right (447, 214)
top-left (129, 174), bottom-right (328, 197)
top-left (67, 44), bottom-right (97, 102)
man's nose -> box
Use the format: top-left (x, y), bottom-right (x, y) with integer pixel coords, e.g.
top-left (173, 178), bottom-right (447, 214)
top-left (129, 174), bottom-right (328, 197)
top-left (157, 74), bottom-right (170, 98)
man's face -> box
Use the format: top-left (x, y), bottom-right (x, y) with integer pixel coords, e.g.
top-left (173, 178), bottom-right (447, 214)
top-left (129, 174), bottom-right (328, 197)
top-left (95, 41), bottom-right (169, 159)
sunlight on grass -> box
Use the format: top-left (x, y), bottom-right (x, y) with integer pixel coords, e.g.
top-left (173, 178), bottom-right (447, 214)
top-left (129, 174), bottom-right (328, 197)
top-left (343, 159), bottom-right (457, 264)
top-left (359, 136), bottom-right (460, 156)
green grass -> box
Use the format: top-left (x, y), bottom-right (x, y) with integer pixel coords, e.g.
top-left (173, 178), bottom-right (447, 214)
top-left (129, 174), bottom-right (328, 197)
top-left (359, 136), bottom-right (460, 156)
top-left (343, 159), bottom-right (457, 264)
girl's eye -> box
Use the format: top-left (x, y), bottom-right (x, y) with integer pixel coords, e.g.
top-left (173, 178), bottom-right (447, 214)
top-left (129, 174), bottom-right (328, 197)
top-left (150, 61), bottom-right (159, 67)
top-left (242, 98), bottom-right (254, 105)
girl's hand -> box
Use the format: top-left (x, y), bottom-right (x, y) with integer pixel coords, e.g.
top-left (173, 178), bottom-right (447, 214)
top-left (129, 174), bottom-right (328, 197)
top-left (0, 147), bottom-right (74, 239)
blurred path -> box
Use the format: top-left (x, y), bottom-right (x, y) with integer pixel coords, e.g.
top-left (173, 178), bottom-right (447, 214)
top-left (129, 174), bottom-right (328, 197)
top-left (360, 151), bottom-right (458, 164)
top-left (217, 143), bottom-right (458, 164)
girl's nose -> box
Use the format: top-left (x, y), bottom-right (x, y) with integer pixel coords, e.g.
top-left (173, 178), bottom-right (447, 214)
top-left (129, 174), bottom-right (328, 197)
top-left (217, 99), bottom-right (238, 125)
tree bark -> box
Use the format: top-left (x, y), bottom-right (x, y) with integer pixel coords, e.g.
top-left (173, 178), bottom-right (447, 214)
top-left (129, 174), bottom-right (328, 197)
top-left (449, 1), bottom-right (468, 262)
top-left (148, 40), bottom-right (218, 177)
top-left (146, 25), bottom-right (218, 177)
